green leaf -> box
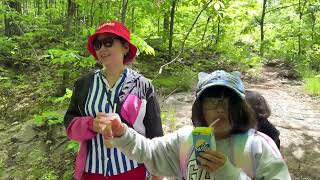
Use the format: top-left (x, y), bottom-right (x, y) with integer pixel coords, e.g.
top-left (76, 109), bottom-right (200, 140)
top-left (214, 2), bottom-right (220, 10)
top-left (53, 88), bottom-right (73, 103)
top-left (208, 2), bottom-right (215, 7)
top-left (0, 77), bottom-right (10, 81)
top-left (131, 34), bottom-right (155, 56)
top-left (34, 115), bottom-right (44, 126)
top-left (67, 140), bottom-right (80, 153)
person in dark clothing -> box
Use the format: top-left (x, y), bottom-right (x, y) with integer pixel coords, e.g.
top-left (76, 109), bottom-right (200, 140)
top-left (245, 90), bottom-right (280, 149)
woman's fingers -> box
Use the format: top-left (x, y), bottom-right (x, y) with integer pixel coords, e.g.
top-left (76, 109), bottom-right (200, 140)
top-left (93, 117), bottom-right (108, 133)
top-left (103, 122), bottom-right (113, 148)
top-left (96, 112), bottom-right (107, 117)
top-left (102, 114), bottom-right (125, 138)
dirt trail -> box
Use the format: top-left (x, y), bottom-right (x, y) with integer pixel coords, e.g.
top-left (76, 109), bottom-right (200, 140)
top-left (161, 66), bottom-right (320, 180)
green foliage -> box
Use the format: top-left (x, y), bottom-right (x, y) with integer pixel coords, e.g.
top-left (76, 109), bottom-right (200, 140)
top-left (0, 36), bottom-right (18, 58)
top-left (33, 111), bottom-right (63, 126)
top-left (297, 65), bottom-right (320, 96)
top-left (161, 109), bottom-right (177, 133)
top-left (305, 45), bottom-right (320, 71)
top-left (40, 171), bottom-right (58, 180)
top-left (153, 67), bottom-right (197, 94)
top-left (192, 58), bottom-right (219, 72)
top-left (53, 88), bottom-right (73, 103)
top-left (2, 0), bottom-right (320, 178)
top-left (304, 76), bottom-right (320, 96)
top-left (67, 140), bottom-right (80, 153)
top-left (47, 49), bottom-right (96, 68)
top-left (131, 34), bottom-right (155, 56)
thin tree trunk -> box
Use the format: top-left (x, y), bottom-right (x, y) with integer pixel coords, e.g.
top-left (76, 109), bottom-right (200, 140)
top-left (163, 11), bottom-right (170, 42)
top-left (157, 17), bottom-right (160, 33)
top-left (168, 0), bottom-right (177, 61)
top-left (260, 0), bottom-right (267, 56)
top-left (4, 0), bottom-right (22, 37)
top-left (201, 16), bottom-right (211, 41)
top-left (215, 17), bottom-right (221, 45)
top-left (310, 13), bottom-right (316, 41)
top-left (131, 5), bottom-right (135, 32)
top-left (89, 0), bottom-right (95, 27)
top-left (153, 0), bottom-right (213, 80)
top-left (298, 0), bottom-right (302, 55)
top-left (66, 0), bottom-right (76, 33)
top-left (36, 0), bottom-right (41, 15)
top-left (121, 0), bottom-right (129, 24)
top-left (22, 0), bottom-right (27, 14)
top-left (298, 0), bottom-right (307, 55)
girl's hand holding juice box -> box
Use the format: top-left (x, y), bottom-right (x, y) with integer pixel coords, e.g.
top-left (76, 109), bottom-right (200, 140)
top-left (192, 127), bottom-right (216, 165)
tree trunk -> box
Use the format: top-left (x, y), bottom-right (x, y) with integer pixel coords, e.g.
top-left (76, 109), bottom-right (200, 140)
top-left (36, 0), bottom-right (41, 15)
top-left (298, 0), bottom-right (302, 55)
top-left (310, 12), bottom-right (316, 41)
top-left (163, 11), bottom-right (170, 42)
top-left (23, 0), bottom-right (28, 14)
top-left (168, 0), bottom-right (177, 61)
top-left (131, 5), bottom-right (135, 32)
top-left (89, 0), bottom-right (95, 27)
top-left (4, 0), bottom-right (22, 37)
top-left (298, 0), bottom-right (307, 55)
top-left (201, 16), bottom-right (211, 41)
top-left (157, 17), bottom-right (160, 33)
top-left (66, 0), bottom-right (76, 32)
top-left (215, 17), bottom-right (221, 45)
top-left (260, 0), bottom-right (267, 56)
top-left (121, 0), bottom-right (129, 24)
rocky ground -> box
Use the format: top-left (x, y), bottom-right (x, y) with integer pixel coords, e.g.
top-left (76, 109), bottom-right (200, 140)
top-left (160, 66), bottom-right (320, 180)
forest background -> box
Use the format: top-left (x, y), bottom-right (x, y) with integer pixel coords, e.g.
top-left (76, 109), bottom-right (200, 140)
top-left (0, 0), bottom-right (319, 179)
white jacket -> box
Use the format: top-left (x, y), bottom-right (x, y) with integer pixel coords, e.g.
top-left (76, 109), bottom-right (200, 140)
top-left (113, 126), bottom-right (291, 180)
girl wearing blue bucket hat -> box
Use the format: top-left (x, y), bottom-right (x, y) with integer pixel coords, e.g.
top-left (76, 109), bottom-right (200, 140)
top-left (101, 70), bottom-right (291, 180)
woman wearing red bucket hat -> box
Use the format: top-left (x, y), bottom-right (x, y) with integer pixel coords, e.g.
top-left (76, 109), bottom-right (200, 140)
top-left (64, 20), bottom-right (164, 180)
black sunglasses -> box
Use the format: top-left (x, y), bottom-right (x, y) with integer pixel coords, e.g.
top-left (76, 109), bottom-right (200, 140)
top-left (92, 37), bottom-right (120, 50)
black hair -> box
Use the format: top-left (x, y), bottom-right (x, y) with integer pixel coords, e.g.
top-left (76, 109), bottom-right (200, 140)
top-left (245, 90), bottom-right (271, 120)
top-left (192, 86), bottom-right (256, 134)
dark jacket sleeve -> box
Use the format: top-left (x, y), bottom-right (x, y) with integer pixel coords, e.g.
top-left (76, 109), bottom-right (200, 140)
top-left (64, 72), bottom-right (93, 129)
top-left (143, 83), bottom-right (164, 138)
top-left (64, 79), bottom-right (82, 129)
top-left (64, 73), bottom-right (97, 141)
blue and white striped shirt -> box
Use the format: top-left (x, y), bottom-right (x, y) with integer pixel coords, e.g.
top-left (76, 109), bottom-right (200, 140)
top-left (84, 69), bottom-right (141, 176)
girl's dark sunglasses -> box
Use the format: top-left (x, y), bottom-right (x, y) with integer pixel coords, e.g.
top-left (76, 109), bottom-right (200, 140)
top-left (92, 37), bottom-right (120, 50)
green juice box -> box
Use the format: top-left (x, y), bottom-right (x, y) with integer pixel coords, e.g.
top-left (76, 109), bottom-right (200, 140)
top-left (192, 127), bottom-right (216, 165)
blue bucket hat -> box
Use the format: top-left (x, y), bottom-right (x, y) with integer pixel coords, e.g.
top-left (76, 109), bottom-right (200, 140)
top-left (196, 70), bottom-right (245, 99)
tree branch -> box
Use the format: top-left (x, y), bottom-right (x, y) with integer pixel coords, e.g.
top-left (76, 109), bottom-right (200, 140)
top-left (152, 0), bottom-right (213, 81)
top-left (266, 3), bottom-right (300, 14)
top-left (254, 15), bottom-right (260, 24)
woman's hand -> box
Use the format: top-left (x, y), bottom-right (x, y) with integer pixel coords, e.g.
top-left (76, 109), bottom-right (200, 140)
top-left (93, 112), bottom-right (109, 134)
top-left (197, 150), bottom-right (226, 172)
top-left (101, 113), bottom-right (126, 140)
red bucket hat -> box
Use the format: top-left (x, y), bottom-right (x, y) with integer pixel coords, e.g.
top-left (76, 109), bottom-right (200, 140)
top-left (87, 20), bottom-right (137, 64)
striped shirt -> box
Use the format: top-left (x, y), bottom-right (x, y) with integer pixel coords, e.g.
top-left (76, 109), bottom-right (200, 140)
top-left (84, 69), bottom-right (141, 176)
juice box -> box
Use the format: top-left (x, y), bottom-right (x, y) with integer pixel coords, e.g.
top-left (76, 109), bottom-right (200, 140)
top-left (192, 127), bottom-right (216, 165)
